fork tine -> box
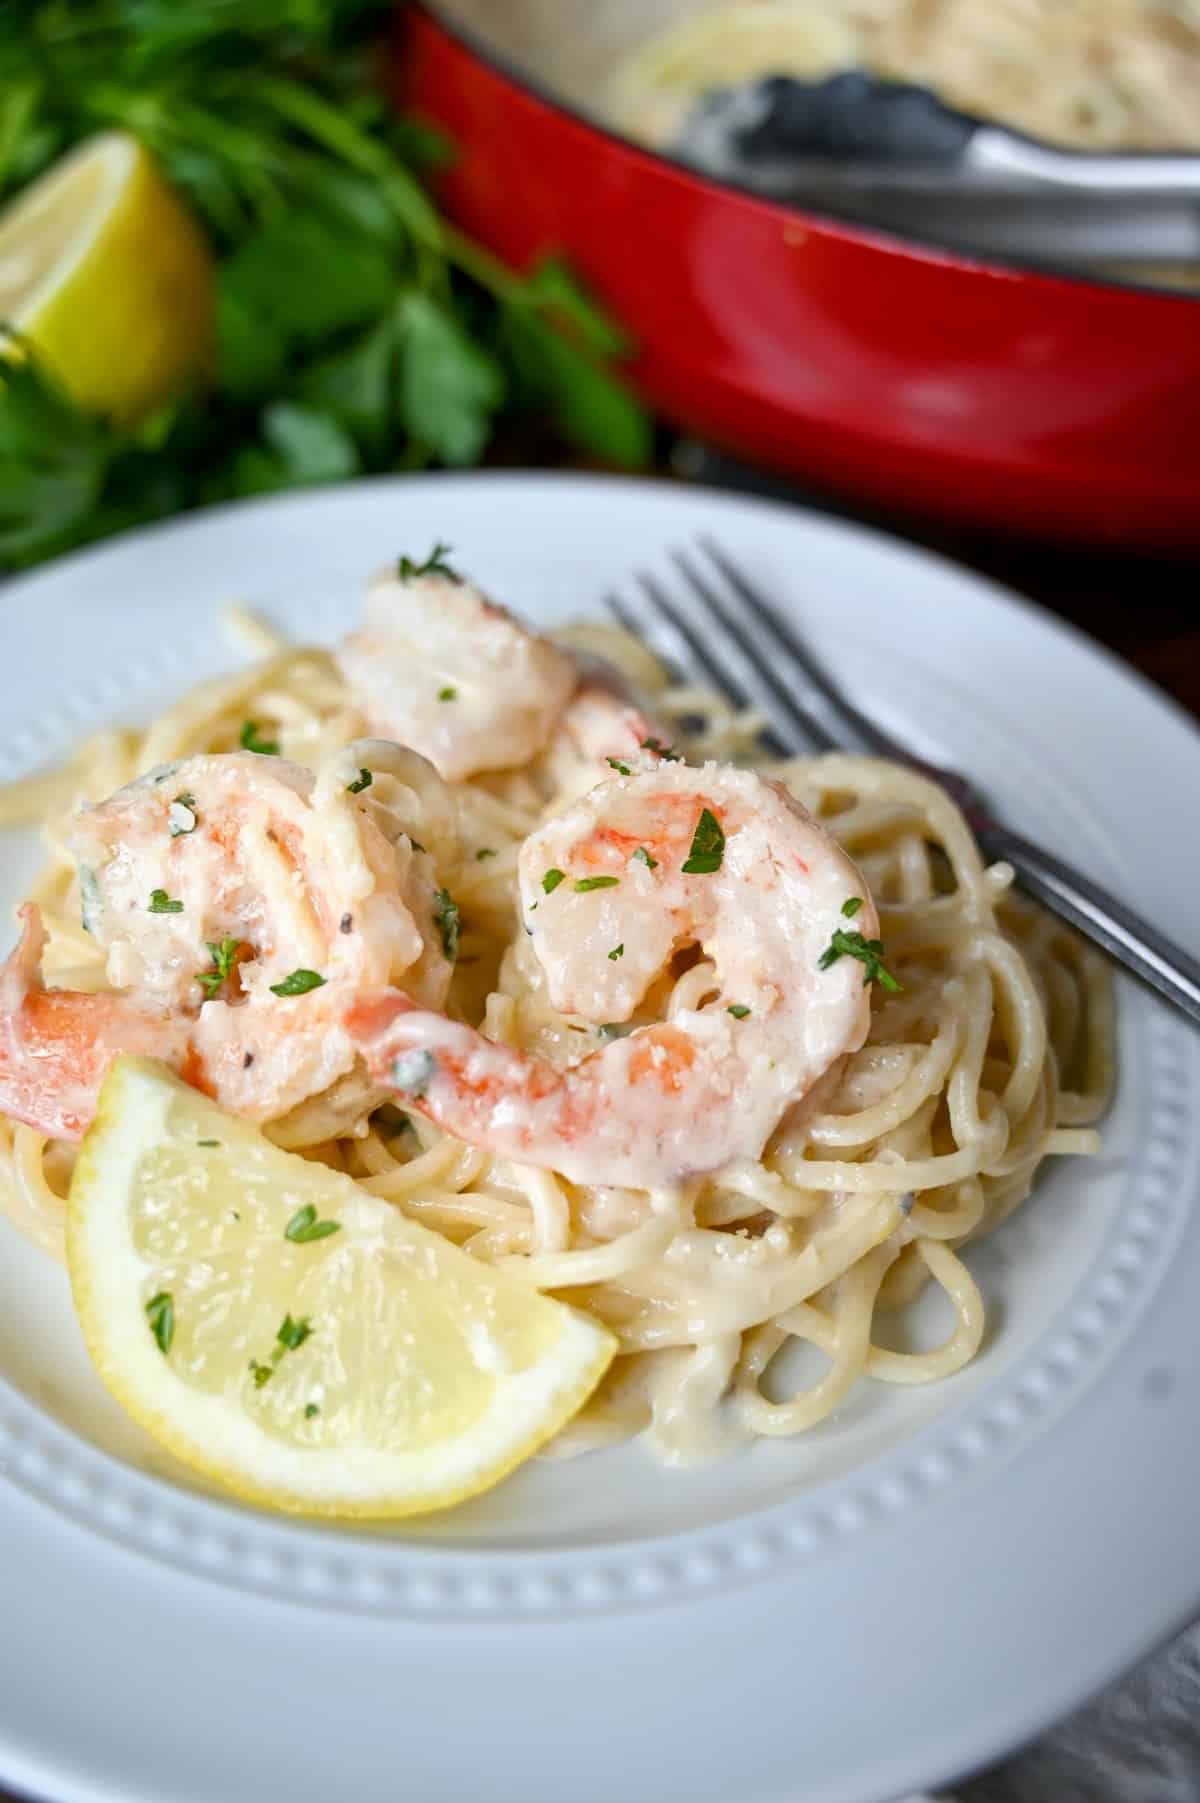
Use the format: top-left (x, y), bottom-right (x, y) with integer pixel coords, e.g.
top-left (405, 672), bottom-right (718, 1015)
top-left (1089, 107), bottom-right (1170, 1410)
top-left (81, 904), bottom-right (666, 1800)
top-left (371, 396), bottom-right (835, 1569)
top-left (696, 537), bottom-right (899, 759)
top-left (632, 570), bottom-right (794, 759)
top-left (604, 590), bottom-right (643, 642)
top-left (669, 549), bottom-right (839, 755)
top-left (604, 582), bottom-right (711, 696)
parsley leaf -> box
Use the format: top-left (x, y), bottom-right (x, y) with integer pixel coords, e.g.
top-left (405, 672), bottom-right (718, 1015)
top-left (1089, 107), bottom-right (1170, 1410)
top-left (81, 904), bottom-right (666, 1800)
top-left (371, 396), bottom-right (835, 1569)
top-left (632, 846), bottom-right (657, 869)
top-left (433, 888), bottom-right (460, 961)
top-left (277, 1313), bottom-right (312, 1351)
top-left (285, 1203), bottom-right (341, 1244)
top-left (606, 757), bottom-right (631, 775)
top-left (0, 20), bottom-right (649, 577)
top-left (727, 1004), bottom-right (751, 1019)
top-left (346, 768), bottom-right (372, 794)
top-left (438, 685), bottom-right (457, 701)
top-left (640, 737), bottom-right (681, 762)
top-left (196, 935), bottom-right (242, 999)
top-left (818, 930), bottom-right (902, 992)
top-left (239, 720), bottom-right (279, 756)
top-left (269, 968), bottom-right (326, 997)
top-left (682, 808), bottom-right (725, 875)
top-left (145, 1291), bottom-right (174, 1356)
top-left (608, 943), bottom-right (624, 961)
top-left (148, 888), bottom-right (184, 914)
top-left (476, 847), bottom-right (496, 861)
top-left (541, 868), bottom-right (565, 894)
top-left (398, 540), bottom-right (459, 581)
top-left (575, 875), bottom-right (619, 892)
top-left (304, 1402), bottom-right (320, 1419)
top-left (841, 896), bottom-right (865, 918)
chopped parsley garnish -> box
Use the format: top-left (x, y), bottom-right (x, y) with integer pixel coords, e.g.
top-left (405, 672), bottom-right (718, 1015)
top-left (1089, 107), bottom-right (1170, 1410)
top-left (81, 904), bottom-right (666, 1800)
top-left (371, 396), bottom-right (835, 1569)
top-left (727, 1004), bottom-right (751, 1019)
top-left (304, 1403), bottom-right (320, 1419)
top-left (542, 868), bottom-right (565, 894)
top-left (197, 1138), bottom-right (220, 1148)
top-left (168, 793), bottom-right (198, 836)
top-left (433, 888), bottom-right (460, 960)
top-left (392, 1049), bottom-right (437, 1097)
top-left (270, 967), bottom-right (325, 997)
top-left (681, 808), bottom-right (725, 875)
top-left (148, 888), bottom-right (183, 914)
top-left (346, 768), bottom-right (372, 794)
top-left (249, 1314), bottom-right (313, 1389)
top-left (145, 1291), bottom-right (174, 1355)
top-left (196, 936), bottom-right (243, 999)
top-left (841, 896), bottom-right (864, 919)
top-left (608, 943), bottom-right (624, 961)
top-left (398, 541), bottom-right (459, 582)
top-left (476, 847), bottom-right (496, 861)
top-left (818, 929), bottom-right (902, 992)
top-left (575, 875), bottom-right (619, 892)
top-left (632, 846), bottom-right (657, 870)
top-left (239, 719), bottom-right (279, 756)
top-left (641, 737), bottom-right (681, 762)
top-left (285, 1203), bottom-right (341, 1244)
top-left (606, 757), bottom-right (631, 775)
top-left (438, 685), bottom-right (457, 701)
top-left (408, 836), bottom-right (426, 855)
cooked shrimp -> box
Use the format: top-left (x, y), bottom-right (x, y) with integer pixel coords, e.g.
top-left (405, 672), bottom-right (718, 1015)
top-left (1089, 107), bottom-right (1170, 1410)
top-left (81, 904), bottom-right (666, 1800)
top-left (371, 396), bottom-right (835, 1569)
top-left (0, 906), bottom-right (189, 1140)
top-left (348, 763), bottom-right (877, 1188)
top-left (541, 684), bottom-right (672, 805)
top-left (337, 560), bottom-right (577, 780)
top-left (0, 749), bottom-right (451, 1138)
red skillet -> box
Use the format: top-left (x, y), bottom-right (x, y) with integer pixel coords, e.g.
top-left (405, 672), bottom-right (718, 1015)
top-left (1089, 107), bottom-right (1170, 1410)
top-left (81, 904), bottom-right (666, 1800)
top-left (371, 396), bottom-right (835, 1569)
top-left (394, 2), bottom-right (1200, 550)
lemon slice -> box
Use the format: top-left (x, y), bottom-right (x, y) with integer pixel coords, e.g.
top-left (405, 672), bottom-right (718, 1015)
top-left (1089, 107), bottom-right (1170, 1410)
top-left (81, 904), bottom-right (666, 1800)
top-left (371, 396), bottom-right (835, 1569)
top-left (67, 1058), bottom-right (615, 1518)
top-left (0, 132), bottom-right (214, 424)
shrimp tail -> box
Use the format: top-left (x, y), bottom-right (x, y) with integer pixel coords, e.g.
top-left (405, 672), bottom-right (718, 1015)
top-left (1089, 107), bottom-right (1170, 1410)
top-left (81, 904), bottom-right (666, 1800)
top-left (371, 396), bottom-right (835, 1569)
top-left (345, 988), bottom-right (570, 1146)
top-left (0, 905), bottom-right (189, 1141)
top-left (345, 989), bottom-right (687, 1187)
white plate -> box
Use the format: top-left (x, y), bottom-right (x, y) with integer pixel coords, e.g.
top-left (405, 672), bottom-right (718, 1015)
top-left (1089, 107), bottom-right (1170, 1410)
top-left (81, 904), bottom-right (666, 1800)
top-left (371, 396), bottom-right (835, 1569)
top-left (1, 474), bottom-right (1197, 1803)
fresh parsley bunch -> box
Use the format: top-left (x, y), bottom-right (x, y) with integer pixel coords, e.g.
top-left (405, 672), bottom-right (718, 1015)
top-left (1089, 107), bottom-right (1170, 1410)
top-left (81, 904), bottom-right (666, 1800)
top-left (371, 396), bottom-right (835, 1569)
top-left (0, 0), bottom-right (651, 569)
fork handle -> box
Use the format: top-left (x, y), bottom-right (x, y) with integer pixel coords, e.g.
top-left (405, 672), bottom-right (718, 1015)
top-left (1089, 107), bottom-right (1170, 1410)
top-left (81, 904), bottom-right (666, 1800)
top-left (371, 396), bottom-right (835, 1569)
top-left (975, 819), bottom-right (1200, 1028)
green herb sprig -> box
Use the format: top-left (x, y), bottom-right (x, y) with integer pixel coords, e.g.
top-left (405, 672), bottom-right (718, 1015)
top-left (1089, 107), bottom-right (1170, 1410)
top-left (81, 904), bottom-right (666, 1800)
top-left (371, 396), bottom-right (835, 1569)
top-left (285, 1203), bottom-right (341, 1243)
top-left (818, 929), bottom-right (902, 992)
top-left (249, 1312), bottom-right (313, 1388)
top-left (0, 4), bottom-right (649, 572)
top-left (399, 541), bottom-right (458, 581)
top-left (682, 808), bottom-right (725, 875)
top-left (270, 967), bottom-right (326, 996)
top-left (239, 720), bottom-right (279, 756)
top-left (145, 1290), bottom-right (175, 1355)
top-left (433, 888), bottom-right (460, 961)
top-left (196, 935), bottom-right (243, 998)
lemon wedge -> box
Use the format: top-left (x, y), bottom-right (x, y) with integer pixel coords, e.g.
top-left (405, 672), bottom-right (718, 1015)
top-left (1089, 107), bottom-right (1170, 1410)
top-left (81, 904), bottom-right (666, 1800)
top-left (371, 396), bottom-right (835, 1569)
top-left (67, 1058), bottom-right (615, 1519)
top-left (0, 132), bottom-right (214, 424)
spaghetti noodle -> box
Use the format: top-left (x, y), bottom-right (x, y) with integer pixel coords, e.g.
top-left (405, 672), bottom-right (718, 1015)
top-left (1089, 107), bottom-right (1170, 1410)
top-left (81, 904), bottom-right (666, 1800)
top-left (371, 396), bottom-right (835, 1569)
top-left (0, 610), bottom-right (1113, 1461)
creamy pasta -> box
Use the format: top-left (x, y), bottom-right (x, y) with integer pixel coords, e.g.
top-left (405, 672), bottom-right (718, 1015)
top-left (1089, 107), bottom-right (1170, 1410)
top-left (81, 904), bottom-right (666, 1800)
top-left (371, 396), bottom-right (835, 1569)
top-left (0, 608), bottom-right (1113, 1462)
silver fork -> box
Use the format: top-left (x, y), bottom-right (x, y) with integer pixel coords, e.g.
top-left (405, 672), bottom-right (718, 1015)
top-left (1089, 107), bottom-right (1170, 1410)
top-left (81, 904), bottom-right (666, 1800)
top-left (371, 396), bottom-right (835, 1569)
top-left (607, 537), bottom-right (1200, 1029)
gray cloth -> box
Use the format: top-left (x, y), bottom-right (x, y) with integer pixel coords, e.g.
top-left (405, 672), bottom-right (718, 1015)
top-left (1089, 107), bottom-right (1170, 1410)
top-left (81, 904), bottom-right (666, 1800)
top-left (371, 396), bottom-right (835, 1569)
top-left (904, 1621), bottom-right (1200, 1803)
